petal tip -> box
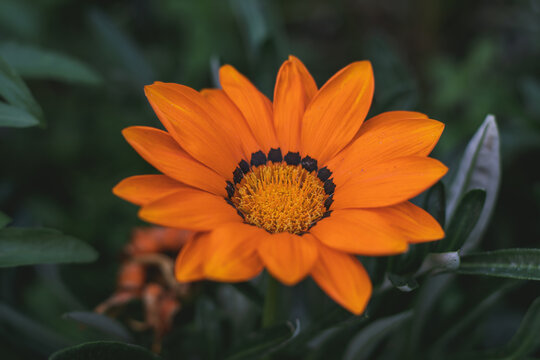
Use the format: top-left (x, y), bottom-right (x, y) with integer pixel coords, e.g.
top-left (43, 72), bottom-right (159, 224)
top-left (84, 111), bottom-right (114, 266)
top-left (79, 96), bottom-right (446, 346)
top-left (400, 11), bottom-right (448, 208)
top-left (219, 64), bottom-right (236, 77)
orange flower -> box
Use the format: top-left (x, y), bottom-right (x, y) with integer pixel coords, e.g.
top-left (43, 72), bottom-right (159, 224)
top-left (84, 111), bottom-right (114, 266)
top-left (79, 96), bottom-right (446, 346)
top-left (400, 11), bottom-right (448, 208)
top-left (113, 56), bottom-right (447, 314)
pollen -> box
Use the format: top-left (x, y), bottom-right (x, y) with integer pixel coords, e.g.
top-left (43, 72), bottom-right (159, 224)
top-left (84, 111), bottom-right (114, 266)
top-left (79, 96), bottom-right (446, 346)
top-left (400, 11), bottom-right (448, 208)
top-left (232, 163), bottom-right (329, 234)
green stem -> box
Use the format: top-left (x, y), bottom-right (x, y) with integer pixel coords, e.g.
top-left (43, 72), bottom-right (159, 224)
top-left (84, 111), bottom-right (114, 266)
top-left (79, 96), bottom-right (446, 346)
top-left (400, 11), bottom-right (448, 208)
top-left (262, 274), bottom-right (280, 328)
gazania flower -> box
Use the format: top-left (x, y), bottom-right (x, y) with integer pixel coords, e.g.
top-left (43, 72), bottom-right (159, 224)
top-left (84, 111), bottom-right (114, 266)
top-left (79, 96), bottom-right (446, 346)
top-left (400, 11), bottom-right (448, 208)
top-left (114, 56), bottom-right (447, 314)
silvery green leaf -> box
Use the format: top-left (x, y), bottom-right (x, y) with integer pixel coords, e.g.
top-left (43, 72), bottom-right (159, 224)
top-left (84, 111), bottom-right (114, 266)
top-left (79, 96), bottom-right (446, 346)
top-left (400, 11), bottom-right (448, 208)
top-left (458, 249), bottom-right (540, 280)
top-left (446, 115), bottom-right (500, 252)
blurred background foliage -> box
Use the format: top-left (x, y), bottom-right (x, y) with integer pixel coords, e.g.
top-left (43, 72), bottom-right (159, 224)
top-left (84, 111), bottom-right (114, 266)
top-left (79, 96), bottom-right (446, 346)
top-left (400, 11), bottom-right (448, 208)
top-left (0, 0), bottom-right (539, 359)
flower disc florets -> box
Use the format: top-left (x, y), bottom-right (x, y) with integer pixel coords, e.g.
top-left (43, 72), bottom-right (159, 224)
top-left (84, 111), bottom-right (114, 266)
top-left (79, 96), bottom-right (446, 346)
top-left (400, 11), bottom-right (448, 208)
top-left (225, 149), bottom-right (334, 234)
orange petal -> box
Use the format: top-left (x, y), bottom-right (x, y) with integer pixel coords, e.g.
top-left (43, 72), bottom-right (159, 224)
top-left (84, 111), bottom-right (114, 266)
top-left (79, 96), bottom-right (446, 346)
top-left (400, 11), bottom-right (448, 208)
top-left (370, 202), bottom-right (444, 243)
top-left (333, 156), bottom-right (448, 208)
top-left (273, 56), bottom-right (317, 153)
top-left (361, 110), bottom-right (427, 127)
top-left (175, 232), bottom-right (207, 282)
top-left (289, 56), bottom-right (318, 100)
top-left (301, 61), bottom-right (374, 165)
top-left (203, 223), bottom-right (265, 282)
top-left (327, 115), bottom-right (444, 178)
top-left (113, 175), bottom-right (184, 206)
top-left (311, 244), bottom-right (372, 315)
top-left (257, 232), bottom-right (318, 285)
top-left (310, 209), bottom-right (408, 255)
top-left (144, 82), bottom-right (242, 178)
top-left (139, 188), bottom-right (241, 231)
top-left (219, 65), bottom-right (278, 152)
top-left (201, 89), bottom-right (260, 158)
top-left (122, 126), bottom-right (226, 196)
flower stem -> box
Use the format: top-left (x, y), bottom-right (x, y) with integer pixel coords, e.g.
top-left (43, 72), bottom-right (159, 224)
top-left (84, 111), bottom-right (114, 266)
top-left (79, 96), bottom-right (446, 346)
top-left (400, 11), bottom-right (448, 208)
top-left (262, 274), bottom-right (280, 328)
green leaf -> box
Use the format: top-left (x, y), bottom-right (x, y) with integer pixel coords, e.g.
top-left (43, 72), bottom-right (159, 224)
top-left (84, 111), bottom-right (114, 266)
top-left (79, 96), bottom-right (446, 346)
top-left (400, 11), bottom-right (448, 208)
top-left (459, 249), bottom-right (540, 280)
top-left (194, 296), bottom-right (222, 359)
top-left (457, 297), bottom-right (540, 359)
top-left (423, 182), bottom-right (446, 228)
top-left (49, 341), bottom-right (160, 360)
top-left (0, 43), bottom-right (102, 85)
top-left (63, 312), bottom-right (133, 343)
top-left (282, 306), bottom-right (367, 357)
top-left (88, 9), bottom-right (154, 87)
top-left (301, 312), bottom-right (369, 357)
top-left (229, 0), bottom-right (270, 55)
top-left (0, 56), bottom-right (43, 122)
top-left (408, 274), bottom-right (454, 357)
top-left (343, 311), bottom-right (413, 360)
top-left (225, 320), bottom-right (300, 360)
top-left (0, 302), bottom-right (73, 355)
top-left (0, 227), bottom-right (98, 267)
top-left (0, 101), bottom-right (39, 127)
top-left (447, 115), bottom-right (500, 252)
top-left (436, 189), bottom-right (486, 252)
top-left (430, 281), bottom-right (521, 357)
top-left (0, 211), bottom-right (11, 228)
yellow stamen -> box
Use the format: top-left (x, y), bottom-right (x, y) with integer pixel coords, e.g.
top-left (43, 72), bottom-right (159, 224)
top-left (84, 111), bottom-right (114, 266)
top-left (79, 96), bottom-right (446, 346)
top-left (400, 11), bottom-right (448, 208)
top-left (232, 163), bottom-right (328, 234)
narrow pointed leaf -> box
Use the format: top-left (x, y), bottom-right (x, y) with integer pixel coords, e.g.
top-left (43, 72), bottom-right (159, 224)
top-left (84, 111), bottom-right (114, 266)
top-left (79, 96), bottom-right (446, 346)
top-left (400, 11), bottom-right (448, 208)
top-left (63, 311), bottom-right (133, 343)
top-left (0, 43), bottom-right (102, 85)
top-left (283, 307), bottom-right (367, 357)
top-left (0, 227), bottom-right (98, 267)
top-left (303, 313), bottom-right (369, 354)
top-left (0, 302), bottom-right (73, 355)
top-left (89, 9), bottom-right (154, 87)
top-left (49, 341), bottom-right (160, 360)
top-left (229, 0), bottom-right (270, 54)
top-left (225, 320), bottom-right (300, 360)
top-left (447, 115), bottom-right (500, 251)
top-left (0, 101), bottom-right (39, 127)
top-left (458, 249), bottom-right (540, 280)
top-left (430, 281), bottom-right (521, 357)
top-left (456, 297), bottom-right (540, 359)
top-left (436, 189), bottom-right (486, 252)
top-left (0, 56), bottom-right (43, 122)
top-left (344, 311), bottom-right (413, 360)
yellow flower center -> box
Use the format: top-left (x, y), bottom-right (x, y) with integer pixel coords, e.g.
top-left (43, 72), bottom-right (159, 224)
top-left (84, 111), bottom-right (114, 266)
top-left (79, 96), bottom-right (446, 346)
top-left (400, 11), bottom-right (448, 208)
top-left (231, 162), bottom-right (329, 234)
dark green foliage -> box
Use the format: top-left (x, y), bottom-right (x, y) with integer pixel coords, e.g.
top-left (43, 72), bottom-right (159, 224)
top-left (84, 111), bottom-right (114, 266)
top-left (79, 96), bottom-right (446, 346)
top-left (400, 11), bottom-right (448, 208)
top-left (49, 341), bottom-right (160, 360)
top-left (0, 228), bottom-right (98, 267)
top-left (1, 0), bottom-right (539, 359)
top-left (225, 320), bottom-right (299, 359)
